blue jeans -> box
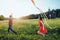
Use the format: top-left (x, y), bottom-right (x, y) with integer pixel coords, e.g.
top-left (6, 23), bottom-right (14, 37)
top-left (8, 25), bottom-right (17, 34)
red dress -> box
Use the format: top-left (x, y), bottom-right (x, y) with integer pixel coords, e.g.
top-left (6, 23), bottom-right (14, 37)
top-left (38, 20), bottom-right (47, 34)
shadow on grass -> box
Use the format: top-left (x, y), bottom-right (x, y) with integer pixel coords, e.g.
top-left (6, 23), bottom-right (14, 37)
top-left (44, 28), bottom-right (60, 40)
top-left (47, 28), bottom-right (60, 35)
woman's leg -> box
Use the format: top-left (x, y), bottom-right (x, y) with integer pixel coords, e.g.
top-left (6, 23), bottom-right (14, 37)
top-left (37, 31), bottom-right (45, 37)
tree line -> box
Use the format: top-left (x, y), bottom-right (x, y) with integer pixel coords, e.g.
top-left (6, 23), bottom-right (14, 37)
top-left (0, 9), bottom-right (60, 20)
top-left (21, 9), bottom-right (60, 19)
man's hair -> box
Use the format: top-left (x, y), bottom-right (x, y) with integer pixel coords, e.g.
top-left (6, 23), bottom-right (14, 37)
top-left (10, 15), bottom-right (12, 17)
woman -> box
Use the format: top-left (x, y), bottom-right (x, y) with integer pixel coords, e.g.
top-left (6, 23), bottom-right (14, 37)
top-left (37, 15), bottom-right (47, 37)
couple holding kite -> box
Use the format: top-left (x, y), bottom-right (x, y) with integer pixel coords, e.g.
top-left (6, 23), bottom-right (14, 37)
top-left (7, 0), bottom-right (50, 37)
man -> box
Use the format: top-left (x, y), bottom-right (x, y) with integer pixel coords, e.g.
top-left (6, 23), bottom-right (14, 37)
top-left (8, 14), bottom-right (17, 34)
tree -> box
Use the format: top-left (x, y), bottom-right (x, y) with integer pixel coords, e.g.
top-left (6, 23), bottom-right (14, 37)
top-left (55, 9), bottom-right (60, 17)
top-left (0, 15), bottom-right (5, 20)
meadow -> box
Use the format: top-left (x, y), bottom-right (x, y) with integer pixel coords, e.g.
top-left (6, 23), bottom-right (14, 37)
top-left (0, 18), bottom-right (60, 40)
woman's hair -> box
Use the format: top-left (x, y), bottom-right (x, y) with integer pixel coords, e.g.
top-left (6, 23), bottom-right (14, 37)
top-left (39, 15), bottom-right (42, 20)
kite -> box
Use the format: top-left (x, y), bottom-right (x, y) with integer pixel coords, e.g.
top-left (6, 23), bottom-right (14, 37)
top-left (31, 0), bottom-right (43, 13)
top-left (31, 0), bottom-right (52, 29)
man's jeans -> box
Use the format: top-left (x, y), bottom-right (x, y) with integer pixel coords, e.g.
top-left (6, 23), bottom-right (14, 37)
top-left (8, 25), bottom-right (17, 34)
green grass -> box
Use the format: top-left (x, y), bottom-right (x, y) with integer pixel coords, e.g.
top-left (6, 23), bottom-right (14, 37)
top-left (0, 18), bottom-right (60, 40)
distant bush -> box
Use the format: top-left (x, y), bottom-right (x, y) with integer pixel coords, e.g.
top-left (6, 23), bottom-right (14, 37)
top-left (21, 14), bottom-right (39, 19)
top-left (0, 15), bottom-right (5, 20)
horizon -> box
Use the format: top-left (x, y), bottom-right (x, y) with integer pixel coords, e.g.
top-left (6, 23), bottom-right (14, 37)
top-left (0, 0), bottom-right (60, 18)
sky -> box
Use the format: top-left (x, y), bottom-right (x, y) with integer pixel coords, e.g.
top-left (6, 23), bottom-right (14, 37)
top-left (0, 0), bottom-right (60, 18)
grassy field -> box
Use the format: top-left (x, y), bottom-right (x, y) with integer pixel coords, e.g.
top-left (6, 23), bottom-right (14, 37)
top-left (0, 18), bottom-right (60, 40)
